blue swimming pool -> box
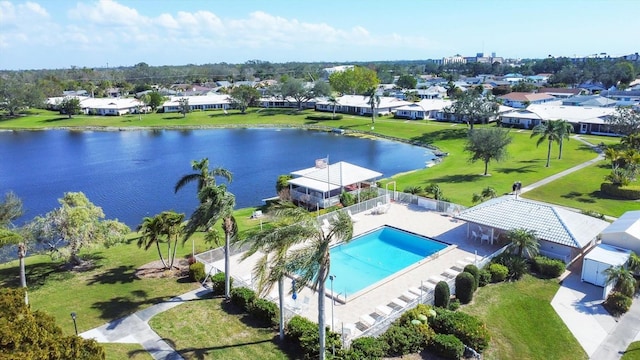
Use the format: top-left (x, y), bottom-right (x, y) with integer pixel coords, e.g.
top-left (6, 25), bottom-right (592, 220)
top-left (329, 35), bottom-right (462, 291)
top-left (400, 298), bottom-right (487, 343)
top-left (327, 226), bottom-right (447, 298)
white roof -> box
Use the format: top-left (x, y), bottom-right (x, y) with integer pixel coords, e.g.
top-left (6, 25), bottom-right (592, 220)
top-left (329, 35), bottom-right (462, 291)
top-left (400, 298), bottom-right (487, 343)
top-left (316, 95), bottom-right (411, 109)
top-left (289, 161), bottom-right (382, 192)
top-left (163, 94), bottom-right (230, 106)
top-left (584, 243), bottom-right (631, 266)
top-left (503, 104), bottom-right (616, 124)
top-left (456, 196), bottom-right (610, 248)
top-left (601, 211), bottom-right (640, 237)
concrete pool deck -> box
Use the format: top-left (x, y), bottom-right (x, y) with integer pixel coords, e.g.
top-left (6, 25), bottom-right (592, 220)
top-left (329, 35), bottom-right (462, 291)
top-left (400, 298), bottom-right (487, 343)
top-left (212, 202), bottom-right (502, 333)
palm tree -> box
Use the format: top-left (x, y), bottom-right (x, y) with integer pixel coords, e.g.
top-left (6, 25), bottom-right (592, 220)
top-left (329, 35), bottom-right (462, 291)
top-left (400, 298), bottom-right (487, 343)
top-left (627, 252), bottom-right (640, 275)
top-left (0, 228), bottom-right (28, 304)
top-left (327, 96), bottom-right (339, 119)
top-left (531, 120), bottom-right (561, 167)
top-left (174, 158), bottom-right (232, 194)
top-left (137, 211), bottom-right (185, 269)
top-left (364, 87), bottom-right (380, 129)
top-left (604, 265), bottom-right (635, 297)
top-left (183, 183), bottom-right (237, 299)
top-left (553, 119), bottom-right (573, 159)
top-left (471, 186), bottom-right (498, 204)
top-left (604, 147), bottom-right (621, 170)
top-left (506, 228), bottom-right (539, 258)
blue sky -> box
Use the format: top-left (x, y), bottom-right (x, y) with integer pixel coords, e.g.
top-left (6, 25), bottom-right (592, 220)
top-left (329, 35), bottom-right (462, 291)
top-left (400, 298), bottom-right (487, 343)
top-left (1, 0), bottom-right (638, 70)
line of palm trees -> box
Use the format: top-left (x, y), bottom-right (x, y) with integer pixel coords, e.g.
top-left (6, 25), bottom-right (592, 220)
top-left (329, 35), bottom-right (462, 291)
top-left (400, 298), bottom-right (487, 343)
top-left (530, 119), bottom-right (574, 167)
top-left (137, 158), bottom-right (351, 360)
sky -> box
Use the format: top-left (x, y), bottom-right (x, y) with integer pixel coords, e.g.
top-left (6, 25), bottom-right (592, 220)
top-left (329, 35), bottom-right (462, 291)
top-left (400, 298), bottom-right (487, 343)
top-left (1, 0), bottom-right (639, 70)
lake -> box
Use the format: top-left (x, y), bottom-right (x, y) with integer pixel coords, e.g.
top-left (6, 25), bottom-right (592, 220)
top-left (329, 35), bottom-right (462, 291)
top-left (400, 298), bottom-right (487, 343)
top-left (0, 128), bottom-right (433, 228)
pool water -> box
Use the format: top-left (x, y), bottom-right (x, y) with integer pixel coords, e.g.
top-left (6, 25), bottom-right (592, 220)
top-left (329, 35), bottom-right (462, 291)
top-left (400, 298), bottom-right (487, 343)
top-left (327, 226), bottom-right (447, 298)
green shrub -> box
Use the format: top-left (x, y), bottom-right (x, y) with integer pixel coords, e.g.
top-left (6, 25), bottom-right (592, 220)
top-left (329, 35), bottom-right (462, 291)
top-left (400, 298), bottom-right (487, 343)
top-left (430, 333), bottom-right (464, 359)
top-left (305, 114), bottom-right (343, 120)
top-left (285, 315), bottom-right (317, 342)
top-left (434, 281), bottom-right (451, 308)
top-left (455, 272), bottom-right (475, 304)
top-left (604, 291), bottom-right (632, 316)
top-left (448, 299), bottom-right (460, 311)
top-left (601, 182), bottom-right (640, 200)
top-left (532, 256), bottom-right (566, 278)
top-left (380, 322), bottom-right (433, 356)
top-left (285, 315), bottom-right (340, 358)
top-left (492, 253), bottom-right (529, 280)
top-left (211, 272), bottom-right (231, 296)
top-left (463, 264), bottom-right (479, 290)
top-left (429, 308), bottom-right (491, 352)
top-left (230, 287), bottom-right (256, 311)
top-left (399, 304), bottom-right (436, 326)
top-left (188, 262), bottom-right (206, 283)
top-left (248, 298), bottom-right (279, 328)
top-left (488, 263), bottom-right (509, 283)
top-left (348, 336), bottom-right (389, 359)
top-left (340, 191), bottom-right (356, 207)
top-left (478, 269), bottom-right (491, 287)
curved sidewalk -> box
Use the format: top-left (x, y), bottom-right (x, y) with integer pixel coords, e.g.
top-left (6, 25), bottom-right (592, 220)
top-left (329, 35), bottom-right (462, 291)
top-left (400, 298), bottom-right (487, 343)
top-left (81, 286), bottom-right (211, 360)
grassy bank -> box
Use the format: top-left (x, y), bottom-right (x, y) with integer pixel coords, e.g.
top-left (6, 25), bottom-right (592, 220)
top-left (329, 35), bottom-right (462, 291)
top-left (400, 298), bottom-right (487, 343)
top-left (463, 275), bottom-right (587, 360)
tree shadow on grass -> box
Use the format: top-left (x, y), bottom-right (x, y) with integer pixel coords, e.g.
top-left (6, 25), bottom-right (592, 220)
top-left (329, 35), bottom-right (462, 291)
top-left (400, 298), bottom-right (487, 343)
top-left (494, 164), bottom-right (537, 174)
top-left (128, 337), bottom-right (292, 360)
top-left (162, 116), bottom-right (186, 120)
top-left (410, 128), bottom-right (468, 145)
top-left (562, 191), bottom-right (583, 199)
top-left (42, 117), bottom-right (72, 122)
top-left (0, 260), bottom-right (72, 289)
top-left (86, 265), bottom-right (138, 285)
top-left (428, 173), bottom-right (484, 184)
top-left (91, 293), bottom-right (172, 320)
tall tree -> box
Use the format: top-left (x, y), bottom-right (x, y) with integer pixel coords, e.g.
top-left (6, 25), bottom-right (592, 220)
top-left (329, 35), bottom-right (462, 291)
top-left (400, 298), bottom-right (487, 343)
top-left (177, 160), bottom-right (236, 299)
top-left (531, 120), bottom-right (561, 167)
top-left (147, 91), bottom-right (165, 111)
top-left (554, 119), bottom-right (573, 159)
top-left (396, 74), bottom-right (417, 89)
top-left (364, 87), bottom-right (380, 129)
top-left (136, 211), bottom-right (185, 270)
top-left (228, 85), bottom-right (260, 113)
top-left (0, 192), bottom-right (27, 303)
top-left (25, 192), bottom-right (129, 266)
top-left (278, 78), bottom-right (330, 110)
top-left (606, 107), bottom-right (640, 136)
top-left (0, 76), bottom-right (44, 116)
top-left (275, 206), bottom-right (353, 360)
top-left (327, 95), bottom-right (339, 119)
top-left (59, 97), bottom-right (81, 119)
top-left (506, 228), bottom-right (539, 258)
top-left (178, 97), bottom-right (190, 118)
top-left (328, 66), bottom-right (379, 95)
top-left (464, 128), bottom-right (512, 176)
top-left (443, 92), bottom-right (499, 130)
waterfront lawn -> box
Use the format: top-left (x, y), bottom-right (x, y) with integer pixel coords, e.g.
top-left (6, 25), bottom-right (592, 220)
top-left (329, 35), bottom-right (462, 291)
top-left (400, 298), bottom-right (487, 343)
top-left (523, 161), bottom-right (638, 217)
top-left (623, 341), bottom-right (640, 360)
top-left (463, 274), bottom-right (587, 360)
top-left (149, 297), bottom-right (291, 360)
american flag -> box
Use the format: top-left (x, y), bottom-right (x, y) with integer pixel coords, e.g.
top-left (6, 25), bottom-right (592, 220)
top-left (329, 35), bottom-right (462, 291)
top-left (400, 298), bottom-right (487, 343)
top-left (315, 157), bottom-right (328, 169)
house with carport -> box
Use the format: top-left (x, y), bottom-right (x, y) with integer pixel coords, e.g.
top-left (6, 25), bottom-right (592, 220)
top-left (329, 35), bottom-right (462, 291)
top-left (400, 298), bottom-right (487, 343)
top-left (315, 95), bottom-right (410, 117)
top-left (455, 196), bottom-right (610, 264)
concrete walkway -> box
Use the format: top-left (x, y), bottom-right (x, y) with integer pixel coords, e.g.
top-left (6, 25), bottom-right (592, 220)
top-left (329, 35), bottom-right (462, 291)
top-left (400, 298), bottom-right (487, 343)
top-left (81, 286), bottom-right (211, 360)
top-left (590, 294), bottom-right (640, 360)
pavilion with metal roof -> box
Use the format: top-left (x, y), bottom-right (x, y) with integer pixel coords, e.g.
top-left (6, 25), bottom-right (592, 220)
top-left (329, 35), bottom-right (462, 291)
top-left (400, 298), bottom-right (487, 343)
top-left (455, 195), bottom-right (610, 264)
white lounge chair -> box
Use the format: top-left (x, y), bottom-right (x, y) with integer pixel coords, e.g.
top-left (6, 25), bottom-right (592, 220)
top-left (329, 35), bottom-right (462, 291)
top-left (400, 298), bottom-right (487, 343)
top-left (347, 210), bottom-right (358, 222)
top-left (428, 275), bottom-right (447, 284)
top-left (455, 260), bottom-right (471, 270)
top-left (389, 297), bottom-right (407, 309)
top-left (408, 287), bottom-right (423, 296)
top-left (400, 291), bottom-right (418, 302)
top-left (359, 314), bottom-right (376, 328)
top-left (375, 304), bottom-right (393, 317)
top-left (443, 268), bottom-right (461, 278)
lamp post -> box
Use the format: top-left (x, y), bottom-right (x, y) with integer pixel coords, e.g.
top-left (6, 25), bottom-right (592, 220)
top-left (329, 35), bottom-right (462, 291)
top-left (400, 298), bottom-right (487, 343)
top-left (70, 312), bottom-right (78, 336)
top-left (329, 274), bottom-right (336, 355)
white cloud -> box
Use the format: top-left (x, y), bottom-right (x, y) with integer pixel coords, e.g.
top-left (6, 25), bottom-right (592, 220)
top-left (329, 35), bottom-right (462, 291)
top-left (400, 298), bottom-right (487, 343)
top-left (68, 0), bottom-right (147, 26)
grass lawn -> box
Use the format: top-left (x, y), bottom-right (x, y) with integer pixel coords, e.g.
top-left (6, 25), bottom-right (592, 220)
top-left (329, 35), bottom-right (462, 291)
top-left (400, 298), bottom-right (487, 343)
top-left (623, 341), bottom-right (640, 360)
top-left (149, 296), bottom-right (292, 360)
top-left (103, 343), bottom-right (153, 360)
top-left (463, 274), bottom-right (587, 360)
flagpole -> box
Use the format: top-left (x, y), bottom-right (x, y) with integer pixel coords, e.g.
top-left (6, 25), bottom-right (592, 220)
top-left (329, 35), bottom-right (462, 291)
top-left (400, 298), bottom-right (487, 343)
top-left (326, 155), bottom-right (330, 206)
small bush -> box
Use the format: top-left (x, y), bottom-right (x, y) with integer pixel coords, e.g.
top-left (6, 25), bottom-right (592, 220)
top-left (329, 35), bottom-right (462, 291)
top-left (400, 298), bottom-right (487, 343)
top-left (230, 287), bottom-right (255, 311)
top-left (399, 304), bottom-right (436, 326)
top-left (434, 281), bottom-right (451, 308)
top-left (488, 263), bottom-right (509, 283)
top-left (340, 191), bottom-right (356, 207)
top-left (211, 272), bottom-right (231, 296)
top-left (492, 253), bottom-right (529, 280)
top-left (478, 269), bottom-right (491, 287)
top-left (285, 315), bottom-right (317, 342)
top-left (429, 308), bottom-right (491, 352)
top-left (305, 114), bottom-right (343, 120)
top-left (604, 291), bottom-right (632, 316)
top-left (448, 299), bottom-right (460, 311)
top-left (532, 256), bottom-right (566, 278)
top-left (348, 336), bottom-right (389, 359)
top-left (248, 298), bottom-right (279, 328)
top-left (455, 272), bottom-right (475, 304)
top-left (380, 323), bottom-right (433, 356)
top-left (430, 333), bottom-right (464, 359)
top-left (188, 262), bottom-right (206, 283)
top-left (463, 264), bottom-right (479, 290)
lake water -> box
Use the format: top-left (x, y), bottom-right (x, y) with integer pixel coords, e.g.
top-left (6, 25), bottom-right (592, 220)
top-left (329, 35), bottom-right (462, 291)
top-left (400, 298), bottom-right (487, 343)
top-left (0, 128), bottom-right (433, 228)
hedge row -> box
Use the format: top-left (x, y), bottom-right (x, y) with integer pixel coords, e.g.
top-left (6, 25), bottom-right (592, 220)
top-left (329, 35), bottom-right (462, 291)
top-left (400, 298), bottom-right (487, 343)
top-left (601, 182), bottom-right (640, 199)
top-left (285, 315), bottom-right (341, 359)
top-left (228, 286), bottom-right (279, 328)
top-left (429, 308), bottom-right (491, 352)
top-left (305, 114), bottom-right (343, 120)
top-left (532, 256), bottom-right (566, 278)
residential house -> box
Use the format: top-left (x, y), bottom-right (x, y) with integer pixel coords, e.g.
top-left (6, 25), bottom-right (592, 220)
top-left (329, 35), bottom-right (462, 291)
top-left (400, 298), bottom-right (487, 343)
top-left (500, 103), bottom-right (617, 135)
top-left (498, 92), bottom-right (556, 108)
top-left (600, 89), bottom-right (640, 103)
top-left (162, 94), bottom-right (230, 113)
top-left (561, 95), bottom-right (618, 107)
top-left (47, 96), bottom-right (146, 116)
top-left (315, 95), bottom-right (411, 116)
top-left (538, 87), bottom-right (583, 99)
top-left (394, 99), bottom-right (452, 120)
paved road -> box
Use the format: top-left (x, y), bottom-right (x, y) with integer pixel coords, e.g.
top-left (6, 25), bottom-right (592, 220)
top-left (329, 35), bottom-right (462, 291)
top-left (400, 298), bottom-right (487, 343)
top-left (81, 287), bottom-right (211, 360)
top-left (590, 296), bottom-right (640, 360)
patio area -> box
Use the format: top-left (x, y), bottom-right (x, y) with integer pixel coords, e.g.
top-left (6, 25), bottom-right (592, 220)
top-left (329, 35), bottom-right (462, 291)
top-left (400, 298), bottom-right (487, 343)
top-left (204, 201), bottom-right (504, 339)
